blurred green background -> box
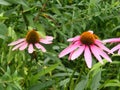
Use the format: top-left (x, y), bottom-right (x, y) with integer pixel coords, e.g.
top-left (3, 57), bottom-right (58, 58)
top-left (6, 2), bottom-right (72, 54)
top-left (0, 0), bottom-right (120, 90)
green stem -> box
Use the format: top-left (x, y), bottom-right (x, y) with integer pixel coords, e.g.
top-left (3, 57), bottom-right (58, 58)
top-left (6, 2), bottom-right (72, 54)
top-left (66, 59), bottom-right (81, 90)
top-left (33, 0), bottom-right (48, 22)
top-left (20, 5), bottom-right (29, 30)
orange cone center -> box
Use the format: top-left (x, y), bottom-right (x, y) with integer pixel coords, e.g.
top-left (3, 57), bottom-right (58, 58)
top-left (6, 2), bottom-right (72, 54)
top-left (26, 30), bottom-right (40, 44)
top-left (80, 31), bottom-right (98, 45)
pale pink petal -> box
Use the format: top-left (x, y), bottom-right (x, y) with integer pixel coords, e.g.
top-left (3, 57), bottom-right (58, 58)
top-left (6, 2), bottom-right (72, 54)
top-left (90, 45), bottom-right (103, 64)
top-left (103, 38), bottom-right (120, 43)
top-left (111, 44), bottom-right (120, 53)
top-left (97, 47), bottom-right (112, 62)
top-left (40, 39), bottom-right (52, 44)
top-left (68, 51), bottom-right (74, 60)
top-left (67, 36), bottom-right (80, 42)
top-left (19, 42), bottom-right (28, 51)
top-left (28, 44), bottom-right (34, 53)
top-left (95, 40), bottom-right (112, 53)
top-left (84, 46), bottom-right (92, 68)
top-left (35, 43), bottom-right (46, 52)
top-left (12, 41), bottom-right (26, 51)
top-left (71, 45), bottom-right (85, 60)
top-left (59, 42), bottom-right (80, 58)
top-left (40, 36), bottom-right (53, 44)
top-left (8, 38), bottom-right (25, 46)
top-left (45, 36), bottom-right (54, 41)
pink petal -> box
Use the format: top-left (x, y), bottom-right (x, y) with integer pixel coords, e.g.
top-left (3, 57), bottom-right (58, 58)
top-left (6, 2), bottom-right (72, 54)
top-left (111, 44), bottom-right (120, 53)
top-left (40, 36), bottom-right (53, 44)
top-left (71, 45), bottom-right (85, 60)
top-left (96, 46), bottom-right (112, 62)
top-left (8, 38), bottom-right (25, 46)
top-left (95, 40), bottom-right (112, 53)
top-left (59, 42), bottom-right (80, 58)
top-left (12, 41), bottom-right (26, 51)
top-left (103, 38), bottom-right (120, 43)
top-left (90, 45), bottom-right (103, 64)
top-left (68, 51), bottom-right (74, 60)
top-left (84, 46), bottom-right (92, 68)
top-left (19, 42), bottom-right (28, 51)
top-left (67, 36), bottom-right (80, 42)
top-left (40, 39), bottom-right (52, 44)
top-left (28, 44), bottom-right (34, 53)
top-left (45, 36), bottom-right (54, 41)
top-left (35, 43), bottom-right (46, 52)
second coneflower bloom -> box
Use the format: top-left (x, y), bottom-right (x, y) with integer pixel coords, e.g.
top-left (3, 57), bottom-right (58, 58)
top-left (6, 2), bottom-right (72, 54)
top-left (59, 31), bottom-right (112, 68)
top-left (8, 30), bottom-right (53, 53)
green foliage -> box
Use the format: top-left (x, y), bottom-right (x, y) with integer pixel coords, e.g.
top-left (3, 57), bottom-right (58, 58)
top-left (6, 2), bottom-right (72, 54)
top-left (0, 0), bottom-right (120, 89)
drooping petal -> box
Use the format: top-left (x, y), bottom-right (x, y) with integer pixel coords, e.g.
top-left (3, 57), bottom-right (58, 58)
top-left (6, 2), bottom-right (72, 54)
top-left (40, 39), bottom-right (52, 44)
top-left (28, 44), bottom-right (34, 53)
top-left (12, 41), bottom-right (26, 51)
top-left (19, 42), bottom-right (28, 51)
top-left (84, 46), bottom-right (92, 68)
top-left (90, 45), bottom-right (103, 64)
top-left (71, 45), bottom-right (85, 60)
top-left (95, 40), bottom-right (112, 53)
top-left (68, 51), bottom-right (74, 60)
top-left (67, 36), bottom-right (80, 42)
top-left (35, 43), bottom-right (46, 52)
top-left (97, 47), bottom-right (112, 62)
top-left (40, 36), bottom-right (53, 44)
top-left (8, 38), bottom-right (25, 46)
top-left (59, 42), bottom-right (80, 58)
top-left (111, 44), bottom-right (120, 53)
top-left (45, 36), bottom-right (54, 41)
top-left (103, 38), bottom-right (120, 43)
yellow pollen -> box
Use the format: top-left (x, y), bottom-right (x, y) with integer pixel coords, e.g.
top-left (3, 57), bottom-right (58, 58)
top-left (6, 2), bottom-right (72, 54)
top-left (80, 31), bottom-right (98, 45)
top-left (26, 30), bottom-right (40, 44)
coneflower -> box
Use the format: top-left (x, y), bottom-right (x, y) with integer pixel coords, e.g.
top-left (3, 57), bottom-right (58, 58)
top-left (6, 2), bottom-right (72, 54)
top-left (8, 30), bottom-right (53, 53)
top-left (59, 30), bottom-right (112, 68)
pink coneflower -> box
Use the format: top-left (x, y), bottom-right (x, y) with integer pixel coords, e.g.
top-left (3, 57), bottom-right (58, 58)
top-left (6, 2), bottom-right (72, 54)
top-left (103, 38), bottom-right (120, 54)
top-left (8, 30), bottom-right (53, 53)
top-left (59, 31), bottom-right (112, 68)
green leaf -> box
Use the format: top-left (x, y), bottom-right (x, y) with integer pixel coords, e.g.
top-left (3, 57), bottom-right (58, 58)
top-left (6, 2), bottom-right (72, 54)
top-left (90, 69), bottom-right (101, 90)
top-left (0, 84), bottom-right (4, 90)
top-left (104, 80), bottom-right (120, 87)
top-left (0, 34), bottom-right (6, 40)
top-left (0, 0), bottom-right (10, 5)
top-left (31, 63), bottom-right (60, 84)
top-left (89, 59), bottom-right (108, 73)
top-left (0, 23), bottom-right (8, 35)
top-left (75, 75), bottom-right (89, 90)
top-left (59, 78), bottom-right (70, 86)
top-left (35, 23), bottom-right (46, 38)
top-left (29, 80), bottom-right (55, 90)
top-left (5, 0), bottom-right (29, 7)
